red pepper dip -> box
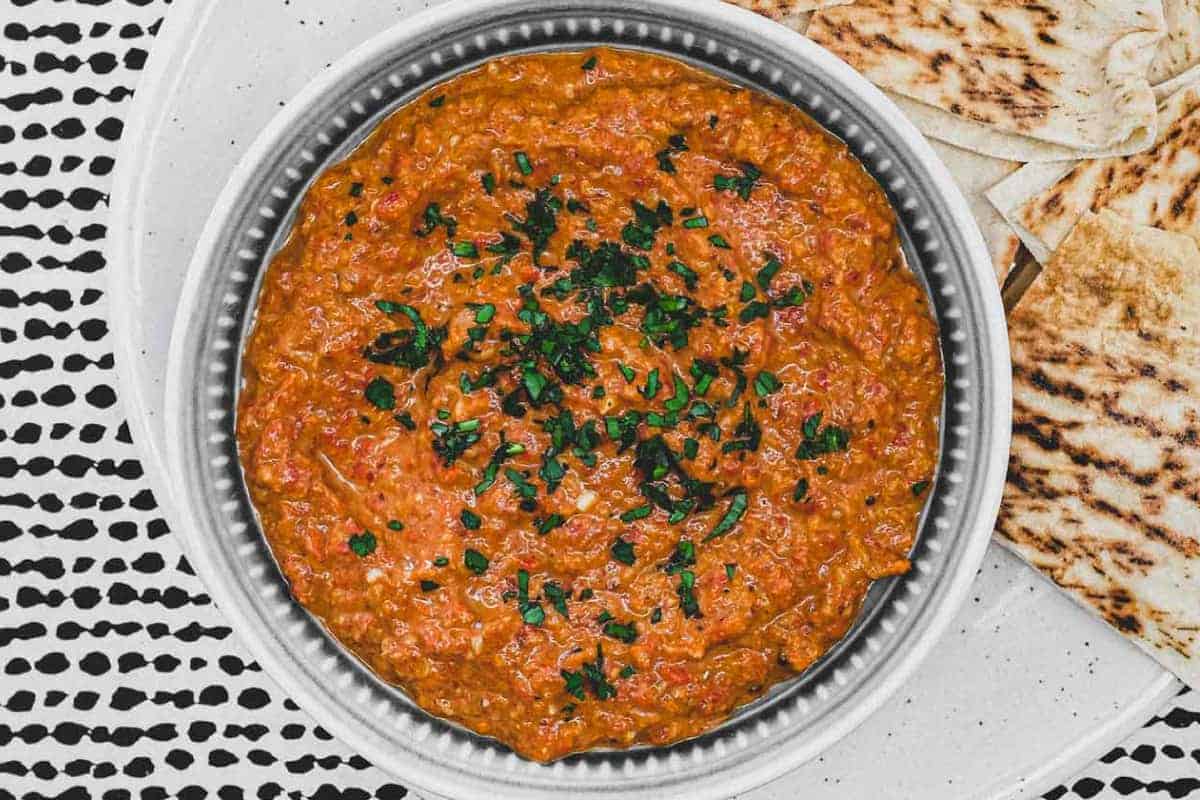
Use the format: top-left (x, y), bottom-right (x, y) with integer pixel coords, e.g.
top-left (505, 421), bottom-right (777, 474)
top-left (237, 47), bottom-right (943, 761)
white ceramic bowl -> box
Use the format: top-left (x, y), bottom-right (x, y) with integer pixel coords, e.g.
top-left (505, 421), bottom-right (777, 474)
top-left (162, 1), bottom-right (1011, 797)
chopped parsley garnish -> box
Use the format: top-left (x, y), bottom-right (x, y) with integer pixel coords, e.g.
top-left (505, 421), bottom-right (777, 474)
top-left (475, 439), bottom-right (524, 495)
top-left (705, 488), bottom-right (748, 541)
top-left (539, 453), bottom-right (567, 493)
top-left (344, 211), bottom-right (358, 227)
top-left (364, 376), bottom-right (395, 410)
top-left (463, 548), bottom-right (489, 575)
top-left (420, 580), bottom-right (440, 592)
top-left (562, 670), bottom-right (585, 700)
top-left (739, 281), bottom-right (756, 302)
top-left (754, 370), bottom-right (782, 398)
top-left (664, 374), bottom-right (691, 412)
top-left (651, 607), bottom-right (663, 623)
top-left (472, 303), bottom-right (496, 324)
top-left (713, 162), bottom-right (762, 200)
top-left (682, 438), bottom-right (700, 459)
top-left (625, 283), bottom-right (707, 350)
top-left (664, 539), bottom-right (696, 577)
top-left (655, 133), bottom-right (688, 174)
top-left (460, 508), bottom-right (482, 530)
top-left (619, 665), bottom-right (636, 679)
top-left (668, 260), bottom-right (698, 290)
top-left (506, 467), bottom-right (539, 511)
top-left (677, 570), bottom-right (701, 618)
top-left (708, 233), bottom-right (731, 249)
top-left (366, 301), bottom-right (443, 371)
top-left (738, 300), bottom-right (770, 324)
top-left (795, 412), bottom-right (852, 460)
top-left (912, 480), bottom-right (931, 496)
top-left (690, 359), bottom-right (719, 395)
top-left (582, 55), bottom-right (598, 71)
top-left (514, 151), bottom-right (534, 176)
top-left (622, 199), bottom-right (672, 250)
top-left (431, 418), bottom-right (482, 466)
top-left (349, 182), bottom-right (363, 197)
top-left (429, 94), bottom-right (445, 107)
top-left (508, 187), bottom-right (562, 266)
top-left (756, 254), bottom-right (782, 291)
top-left (617, 362), bottom-right (636, 383)
top-left (415, 202), bottom-right (457, 238)
top-left (395, 412), bottom-right (416, 430)
top-left (388, 520), bottom-right (405, 532)
top-left (709, 114), bottom-right (719, 129)
top-left (725, 563), bottom-right (737, 580)
top-left (543, 581), bottom-right (570, 618)
top-left (585, 644), bottom-right (617, 699)
top-left (535, 513), bottom-right (566, 535)
top-left (604, 410), bottom-right (642, 452)
top-left (722, 403), bottom-right (761, 454)
top-left (793, 479), bottom-right (809, 502)
top-left (348, 531), bottom-right (376, 557)
top-left (610, 536), bottom-right (636, 565)
top-left (433, 556), bottom-right (449, 566)
top-left (485, 231), bottom-right (522, 265)
top-left (451, 240), bottom-right (479, 259)
top-left (514, 568), bottom-right (544, 625)
top-left (619, 505), bottom-right (652, 523)
top-left (481, 172), bottom-right (496, 195)
top-left (562, 644), bottom-right (617, 701)
top-left (603, 620), bottom-right (638, 644)
top-left (682, 215), bottom-right (709, 229)
top-left (641, 368), bottom-right (661, 400)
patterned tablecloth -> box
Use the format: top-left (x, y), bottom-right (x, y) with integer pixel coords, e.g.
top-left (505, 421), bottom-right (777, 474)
top-left (2, 1), bottom-right (1200, 798)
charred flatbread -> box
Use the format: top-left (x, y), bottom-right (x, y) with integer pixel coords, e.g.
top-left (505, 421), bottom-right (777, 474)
top-left (929, 140), bottom-right (1021, 283)
top-left (988, 80), bottom-right (1200, 264)
top-left (726, 0), bottom-right (854, 30)
top-left (1152, 0), bottom-right (1200, 86)
top-left (807, 0), bottom-right (1164, 162)
top-left (999, 210), bottom-right (1200, 687)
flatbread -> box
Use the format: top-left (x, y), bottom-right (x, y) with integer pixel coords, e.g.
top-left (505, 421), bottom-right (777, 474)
top-left (988, 80), bottom-right (1200, 263)
top-left (929, 140), bottom-right (1021, 283)
top-left (999, 209), bottom-right (1200, 687)
top-left (807, 0), bottom-right (1165, 162)
top-left (725, 0), bottom-right (853, 30)
top-left (1152, 0), bottom-right (1200, 85)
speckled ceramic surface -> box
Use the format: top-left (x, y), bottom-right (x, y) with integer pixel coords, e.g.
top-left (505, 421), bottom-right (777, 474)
top-left (157, 2), bottom-right (1009, 796)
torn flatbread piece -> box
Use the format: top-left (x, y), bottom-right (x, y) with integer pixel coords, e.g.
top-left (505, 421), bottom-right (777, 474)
top-left (725, 0), bottom-right (853, 30)
top-left (808, 0), bottom-right (1164, 162)
top-left (999, 210), bottom-right (1200, 688)
top-left (988, 81), bottom-right (1200, 263)
top-left (1152, 0), bottom-right (1200, 86)
top-left (929, 140), bottom-right (1021, 283)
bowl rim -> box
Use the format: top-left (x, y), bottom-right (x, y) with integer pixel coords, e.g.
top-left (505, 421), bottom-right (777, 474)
top-left (161, 1), bottom-right (1011, 797)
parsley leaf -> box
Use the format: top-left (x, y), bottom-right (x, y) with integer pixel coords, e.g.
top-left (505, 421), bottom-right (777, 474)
top-left (430, 418), bottom-right (482, 466)
top-left (463, 548), bottom-right (489, 575)
top-left (610, 536), bottom-right (636, 565)
top-left (603, 620), bottom-right (638, 644)
top-left (364, 376), bottom-right (395, 410)
top-left (795, 412), bottom-right (852, 460)
top-left (704, 488), bottom-right (748, 541)
top-left (348, 531), bottom-right (376, 557)
top-left (753, 370), bottom-right (782, 398)
top-left (713, 162), bottom-right (762, 200)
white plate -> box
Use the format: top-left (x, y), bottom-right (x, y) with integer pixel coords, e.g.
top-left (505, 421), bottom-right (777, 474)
top-left (109, 1), bottom-right (1178, 797)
